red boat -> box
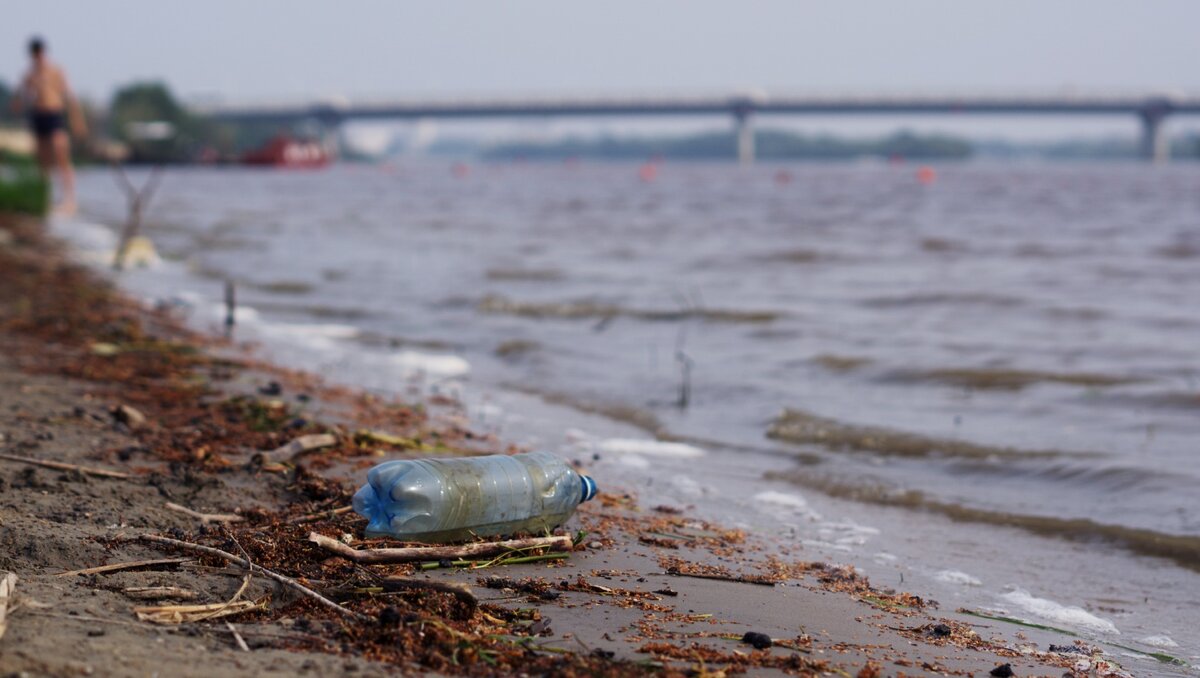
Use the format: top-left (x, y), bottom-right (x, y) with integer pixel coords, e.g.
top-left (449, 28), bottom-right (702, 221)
top-left (241, 135), bottom-right (332, 168)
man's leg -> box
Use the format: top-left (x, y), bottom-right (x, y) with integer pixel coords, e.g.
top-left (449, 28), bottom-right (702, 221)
top-left (50, 129), bottom-right (76, 215)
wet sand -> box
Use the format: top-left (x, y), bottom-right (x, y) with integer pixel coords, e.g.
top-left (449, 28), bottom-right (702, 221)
top-left (0, 214), bottom-right (1102, 676)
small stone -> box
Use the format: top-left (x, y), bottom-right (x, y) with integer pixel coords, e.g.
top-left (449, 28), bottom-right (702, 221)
top-left (258, 381), bottom-right (283, 396)
top-left (111, 404), bottom-right (147, 430)
top-left (588, 541), bottom-right (603, 550)
top-left (990, 663), bottom-right (1014, 678)
top-left (87, 628), bottom-right (105, 637)
top-left (742, 631), bottom-right (772, 650)
top-left (930, 623), bottom-right (952, 638)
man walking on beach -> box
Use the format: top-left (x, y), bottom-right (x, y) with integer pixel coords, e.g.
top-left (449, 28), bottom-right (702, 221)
top-left (10, 36), bottom-right (87, 215)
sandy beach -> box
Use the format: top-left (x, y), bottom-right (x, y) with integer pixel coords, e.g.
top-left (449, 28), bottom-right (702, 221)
top-left (0, 212), bottom-right (1134, 676)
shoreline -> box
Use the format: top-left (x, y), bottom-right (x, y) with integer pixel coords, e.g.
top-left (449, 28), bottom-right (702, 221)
top-left (0, 213), bottom-right (1143, 676)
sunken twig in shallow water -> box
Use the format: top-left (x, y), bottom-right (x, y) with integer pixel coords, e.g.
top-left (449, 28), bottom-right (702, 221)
top-left (136, 534), bottom-right (368, 622)
top-left (307, 532), bottom-right (572, 565)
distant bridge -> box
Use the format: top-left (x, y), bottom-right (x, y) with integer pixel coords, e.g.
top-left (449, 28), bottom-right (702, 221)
top-left (195, 91), bottom-right (1200, 163)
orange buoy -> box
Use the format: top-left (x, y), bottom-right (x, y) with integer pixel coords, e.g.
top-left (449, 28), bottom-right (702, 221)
top-left (916, 166), bottom-right (936, 184)
top-left (452, 162), bottom-right (471, 178)
top-left (638, 162), bottom-right (658, 182)
top-left (774, 169), bottom-right (793, 185)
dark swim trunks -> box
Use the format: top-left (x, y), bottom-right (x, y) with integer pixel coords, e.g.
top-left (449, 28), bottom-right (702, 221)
top-left (28, 111), bottom-right (65, 140)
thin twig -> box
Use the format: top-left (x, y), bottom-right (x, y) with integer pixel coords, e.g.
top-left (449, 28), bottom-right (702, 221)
top-left (307, 533), bottom-right (572, 565)
top-left (0, 572), bottom-right (16, 641)
top-left (0, 452), bottom-right (132, 479)
top-left (136, 534), bottom-right (368, 622)
top-left (56, 558), bottom-right (191, 577)
top-left (165, 502), bottom-right (243, 524)
top-left (226, 621), bottom-right (251, 652)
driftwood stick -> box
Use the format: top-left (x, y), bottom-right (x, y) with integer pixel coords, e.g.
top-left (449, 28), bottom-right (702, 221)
top-left (164, 502), bottom-right (244, 524)
top-left (663, 568), bottom-right (778, 587)
top-left (56, 558), bottom-right (191, 577)
top-left (122, 586), bottom-right (198, 601)
top-left (251, 433), bottom-right (338, 467)
top-left (378, 577), bottom-right (477, 610)
top-left (0, 572), bottom-right (16, 641)
top-left (136, 534), bottom-right (367, 622)
top-left (0, 452), bottom-right (132, 479)
top-left (307, 533), bottom-right (572, 565)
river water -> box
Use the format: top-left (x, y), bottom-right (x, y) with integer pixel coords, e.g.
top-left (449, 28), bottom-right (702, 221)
top-left (68, 161), bottom-right (1199, 672)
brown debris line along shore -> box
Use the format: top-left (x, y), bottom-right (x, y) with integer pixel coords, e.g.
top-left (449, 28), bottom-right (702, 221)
top-left (0, 214), bottom-right (1088, 676)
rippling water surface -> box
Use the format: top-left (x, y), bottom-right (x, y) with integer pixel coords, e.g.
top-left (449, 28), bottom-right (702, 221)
top-left (73, 162), bottom-right (1200, 670)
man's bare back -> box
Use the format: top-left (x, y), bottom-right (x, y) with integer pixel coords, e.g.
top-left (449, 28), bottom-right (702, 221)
top-left (10, 37), bottom-right (85, 215)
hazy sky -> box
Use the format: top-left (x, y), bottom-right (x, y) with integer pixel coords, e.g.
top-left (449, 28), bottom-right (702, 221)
top-left (6, 2), bottom-right (1200, 139)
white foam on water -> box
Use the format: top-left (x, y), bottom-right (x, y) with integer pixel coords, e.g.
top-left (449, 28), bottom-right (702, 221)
top-left (1138, 635), bottom-right (1178, 648)
top-left (209, 303), bottom-right (261, 325)
top-left (592, 438), bottom-right (706, 458)
top-left (391, 351), bottom-right (471, 378)
top-left (616, 454), bottom-right (650, 469)
top-left (933, 569), bottom-right (982, 587)
top-left (817, 520), bottom-right (881, 547)
top-left (998, 589), bottom-right (1120, 635)
top-left (874, 552), bottom-right (898, 564)
top-left (753, 490), bottom-right (822, 520)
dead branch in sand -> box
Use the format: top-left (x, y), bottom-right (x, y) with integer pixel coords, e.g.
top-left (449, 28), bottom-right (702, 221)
top-left (307, 532), bottom-right (573, 565)
top-left (251, 433), bottom-right (338, 468)
top-left (0, 452), bottom-right (132, 479)
top-left (56, 557), bottom-right (191, 577)
top-left (135, 534), bottom-right (368, 622)
top-left (122, 586), bottom-right (198, 601)
top-left (0, 572), bottom-right (16, 641)
top-left (164, 502), bottom-right (244, 524)
top-left (377, 577), bottom-right (477, 611)
top-left (134, 600), bottom-right (263, 624)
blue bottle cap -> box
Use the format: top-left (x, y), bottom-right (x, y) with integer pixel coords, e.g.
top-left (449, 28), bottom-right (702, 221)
top-left (580, 475), bottom-right (598, 503)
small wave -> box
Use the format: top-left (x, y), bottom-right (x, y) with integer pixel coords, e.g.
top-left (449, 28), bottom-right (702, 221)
top-left (860, 292), bottom-right (1022, 309)
top-left (503, 385), bottom-right (664, 435)
top-left (485, 267), bottom-right (565, 282)
top-left (1139, 635), bottom-right (1179, 648)
top-left (933, 569), bottom-right (982, 587)
top-left (478, 294), bottom-right (780, 324)
top-left (494, 339), bottom-right (541, 359)
top-left (767, 408), bottom-right (1095, 460)
top-left (593, 438), bottom-right (706, 458)
top-left (919, 237), bottom-right (969, 254)
top-left (884, 366), bottom-right (1143, 391)
top-left (248, 280), bottom-right (316, 295)
top-left (812, 354), bottom-right (872, 372)
top-left (754, 248), bottom-right (840, 264)
top-left (764, 468), bottom-right (1200, 572)
top-left (998, 589), bottom-right (1119, 635)
top-left (391, 351), bottom-right (470, 378)
top-left (753, 490), bottom-right (820, 520)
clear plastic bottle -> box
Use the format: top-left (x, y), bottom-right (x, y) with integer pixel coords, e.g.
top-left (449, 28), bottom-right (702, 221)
top-left (352, 451), bottom-right (598, 542)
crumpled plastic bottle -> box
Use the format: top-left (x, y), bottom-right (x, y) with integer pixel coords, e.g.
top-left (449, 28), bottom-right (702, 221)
top-left (352, 451), bottom-right (598, 542)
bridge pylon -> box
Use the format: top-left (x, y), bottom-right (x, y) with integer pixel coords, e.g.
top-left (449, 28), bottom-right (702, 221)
top-left (733, 109), bottom-right (755, 165)
top-left (1139, 102), bottom-right (1171, 164)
